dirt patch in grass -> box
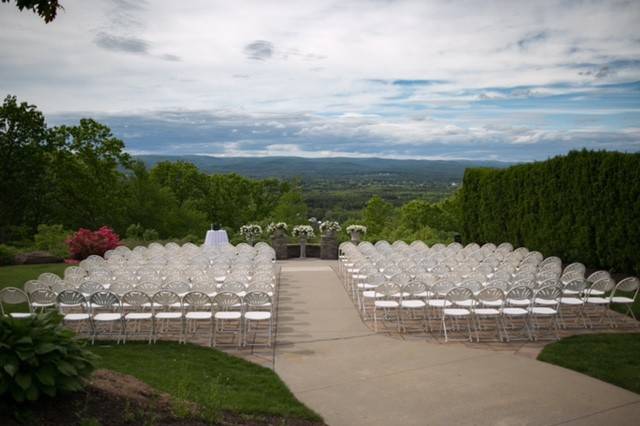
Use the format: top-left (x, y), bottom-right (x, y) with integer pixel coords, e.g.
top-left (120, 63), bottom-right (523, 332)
top-left (1, 370), bottom-right (325, 426)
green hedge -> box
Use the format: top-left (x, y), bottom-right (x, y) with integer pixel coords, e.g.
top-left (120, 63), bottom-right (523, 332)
top-left (461, 150), bottom-right (640, 275)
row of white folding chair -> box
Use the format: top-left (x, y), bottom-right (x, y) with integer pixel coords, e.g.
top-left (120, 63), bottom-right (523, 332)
top-left (347, 262), bottom-right (638, 327)
top-left (15, 288), bottom-right (273, 347)
top-left (23, 277), bottom-right (276, 300)
top-left (367, 282), bottom-right (562, 341)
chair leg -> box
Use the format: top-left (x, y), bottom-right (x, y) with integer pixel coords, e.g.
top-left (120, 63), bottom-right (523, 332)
top-left (373, 307), bottom-right (378, 332)
top-left (502, 316), bottom-right (511, 342)
top-left (472, 315), bottom-right (480, 342)
top-left (442, 315), bottom-right (448, 343)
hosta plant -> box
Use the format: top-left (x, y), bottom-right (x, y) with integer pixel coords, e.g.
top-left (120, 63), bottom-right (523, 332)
top-left (0, 311), bottom-right (97, 404)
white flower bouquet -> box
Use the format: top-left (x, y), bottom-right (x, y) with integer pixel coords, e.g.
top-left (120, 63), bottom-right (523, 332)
top-left (239, 224), bottom-right (263, 241)
top-left (319, 221), bottom-right (341, 233)
top-left (292, 225), bottom-right (315, 239)
top-left (266, 222), bottom-right (288, 234)
top-left (346, 224), bottom-right (367, 234)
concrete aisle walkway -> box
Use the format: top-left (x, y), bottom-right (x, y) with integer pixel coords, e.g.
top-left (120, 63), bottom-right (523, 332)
top-left (274, 259), bottom-right (640, 426)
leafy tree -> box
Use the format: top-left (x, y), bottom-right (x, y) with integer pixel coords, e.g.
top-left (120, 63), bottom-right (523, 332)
top-left (252, 178), bottom-right (291, 220)
top-left (150, 161), bottom-right (208, 206)
top-left (33, 224), bottom-right (70, 257)
top-left (363, 195), bottom-right (394, 236)
top-left (123, 161), bottom-right (177, 236)
top-left (0, 95), bottom-right (50, 242)
top-left (1, 0), bottom-right (62, 23)
top-left (273, 188), bottom-right (308, 225)
top-left (46, 119), bottom-right (131, 230)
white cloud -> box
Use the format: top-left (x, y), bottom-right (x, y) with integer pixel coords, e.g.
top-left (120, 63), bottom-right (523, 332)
top-left (1, 0), bottom-right (639, 159)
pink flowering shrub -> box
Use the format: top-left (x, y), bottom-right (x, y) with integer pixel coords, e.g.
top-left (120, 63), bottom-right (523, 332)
top-left (66, 226), bottom-right (120, 260)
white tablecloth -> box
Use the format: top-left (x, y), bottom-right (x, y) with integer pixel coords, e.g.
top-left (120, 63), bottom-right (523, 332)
top-left (204, 230), bottom-right (229, 246)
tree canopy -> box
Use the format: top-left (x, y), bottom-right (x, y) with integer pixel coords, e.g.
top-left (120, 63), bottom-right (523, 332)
top-left (2, 0), bottom-right (62, 23)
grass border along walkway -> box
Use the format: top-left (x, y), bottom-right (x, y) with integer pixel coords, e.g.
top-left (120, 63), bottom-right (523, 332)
top-left (91, 341), bottom-right (323, 423)
top-left (538, 333), bottom-right (640, 395)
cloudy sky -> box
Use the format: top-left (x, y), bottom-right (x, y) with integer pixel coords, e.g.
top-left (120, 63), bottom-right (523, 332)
top-left (1, 0), bottom-right (639, 161)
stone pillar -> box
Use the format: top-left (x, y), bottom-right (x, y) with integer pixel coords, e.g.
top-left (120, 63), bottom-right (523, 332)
top-left (321, 232), bottom-right (338, 259)
top-left (271, 234), bottom-right (288, 260)
top-left (350, 231), bottom-right (362, 244)
top-left (300, 238), bottom-right (307, 258)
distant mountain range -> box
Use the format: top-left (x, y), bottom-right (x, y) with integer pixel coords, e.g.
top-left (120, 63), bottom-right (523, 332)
top-left (136, 155), bottom-right (514, 183)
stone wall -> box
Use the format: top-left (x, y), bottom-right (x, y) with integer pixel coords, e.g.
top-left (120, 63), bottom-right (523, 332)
top-left (320, 235), bottom-right (338, 259)
top-left (271, 235), bottom-right (289, 260)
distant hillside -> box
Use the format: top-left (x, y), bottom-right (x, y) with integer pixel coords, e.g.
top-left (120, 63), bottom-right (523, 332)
top-left (136, 155), bottom-right (513, 183)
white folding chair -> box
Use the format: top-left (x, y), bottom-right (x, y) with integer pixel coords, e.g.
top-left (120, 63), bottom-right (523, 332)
top-left (212, 292), bottom-right (243, 347)
top-left (183, 291), bottom-right (214, 346)
top-left (151, 290), bottom-right (184, 343)
top-left (473, 287), bottom-right (504, 342)
top-left (0, 287), bottom-right (33, 318)
top-left (559, 279), bottom-right (587, 329)
top-left (530, 285), bottom-right (562, 340)
top-left (502, 286), bottom-right (533, 341)
top-left (121, 290), bottom-right (154, 343)
top-left (609, 277), bottom-right (639, 326)
top-left (56, 290), bottom-right (92, 336)
top-left (584, 278), bottom-right (615, 328)
top-left (372, 282), bottom-right (401, 332)
top-left (90, 291), bottom-right (123, 344)
top-left (442, 287), bottom-right (474, 342)
top-left (399, 280), bottom-right (428, 333)
top-left (243, 291), bottom-right (273, 347)
top-left (29, 288), bottom-right (57, 312)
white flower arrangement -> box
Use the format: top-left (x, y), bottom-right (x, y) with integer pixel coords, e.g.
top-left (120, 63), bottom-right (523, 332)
top-left (266, 222), bottom-right (288, 234)
top-left (239, 224), bottom-right (263, 240)
top-left (319, 221), bottom-right (341, 233)
top-left (292, 224), bottom-right (315, 239)
top-left (346, 224), bottom-right (367, 234)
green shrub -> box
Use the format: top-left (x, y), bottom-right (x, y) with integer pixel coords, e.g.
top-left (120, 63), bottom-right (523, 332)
top-left (0, 244), bottom-right (18, 265)
top-left (180, 234), bottom-right (202, 244)
top-left (33, 224), bottom-right (70, 258)
top-left (126, 223), bottom-right (144, 239)
top-left (142, 229), bottom-right (160, 241)
top-left (462, 150), bottom-right (640, 275)
top-left (0, 311), bottom-right (97, 404)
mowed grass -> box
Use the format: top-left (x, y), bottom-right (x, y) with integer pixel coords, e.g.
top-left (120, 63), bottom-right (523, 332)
top-left (611, 296), bottom-right (640, 321)
top-left (0, 263), bottom-right (67, 313)
top-left (0, 263), bottom-right (67, 289)
top-left (538, 333), bottom-right (640, 394)
top-left (1, 264), bottom-right (321, 422)
top-left (91, 342), bottom-right (322, 422)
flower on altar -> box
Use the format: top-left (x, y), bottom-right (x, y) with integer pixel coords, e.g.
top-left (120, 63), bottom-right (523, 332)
top-left (266, 222), bottom-right (288, 234)
top-left (319, 221), bottom-right (341, 233)
top-left (239, 224), bottom-right (263, 240)
top-left (292, 225), bottom-right (315, 239)
top-left (346, 224), bottom-right (367, 234)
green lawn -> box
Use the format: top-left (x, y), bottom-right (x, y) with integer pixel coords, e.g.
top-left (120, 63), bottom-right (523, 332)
top-left (0, 263), bottom-right (67, 314)
top-left (0, 263), bottom-right (67, 290)
top-left (91, 342), bottom-right (322, 423)
top-left (538, 333), bottom-right (640, 394)
top-left (611, 296), bottom-right (640, 321)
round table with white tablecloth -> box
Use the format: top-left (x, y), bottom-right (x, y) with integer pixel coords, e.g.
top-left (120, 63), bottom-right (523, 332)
top-left (204, 230), bottom-right (229, 246)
